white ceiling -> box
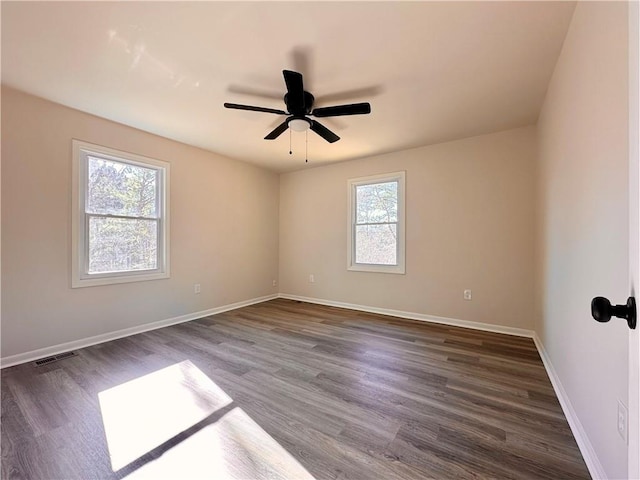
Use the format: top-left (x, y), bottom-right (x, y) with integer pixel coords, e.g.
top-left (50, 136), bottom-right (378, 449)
top-left (2, 1), bottom-right (575, 172)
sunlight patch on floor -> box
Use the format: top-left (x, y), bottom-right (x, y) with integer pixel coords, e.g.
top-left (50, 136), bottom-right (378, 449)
top-left (122, 406), bottom-right (315, 480)
top-left (98, 360), bottom-right (315, 479)
top-left (98, 360), bottom-right (232, 471)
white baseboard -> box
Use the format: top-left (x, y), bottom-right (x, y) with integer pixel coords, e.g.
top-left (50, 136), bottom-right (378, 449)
top-left (278, 293), bottom-right (535, 338)
top-left (533, 333), bottom-right (606, 479)
top-left (0, 294), bottom-right (278, 369)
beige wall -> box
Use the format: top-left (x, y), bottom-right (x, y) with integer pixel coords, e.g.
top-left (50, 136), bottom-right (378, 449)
top-left (280, 126), bottom-right (536, 330)
top-left (536, 2), bottom-right (629, 478)
top-left (1, 87), bottom-right (280, 359)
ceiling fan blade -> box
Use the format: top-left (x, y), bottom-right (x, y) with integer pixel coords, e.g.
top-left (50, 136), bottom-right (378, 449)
top-left (291, 46), bottom-right (313, 86)
top-left (311, 102), bottom-right (371, 117)
top-left (283, 70), bottom-right (305, 113)
top-left (264, 120), bottom-right (289, 140)
top-left (310, 120), bottom-right (340, 143)
top-left (224, 103), bottom-right (287, 115)
top-left (315, 86), bottom-right (382, 105)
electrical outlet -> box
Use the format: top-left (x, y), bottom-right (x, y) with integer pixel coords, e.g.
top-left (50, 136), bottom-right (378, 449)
top-left (272, 279), bottom-right (277, 287)
top-left (194, 283), bottom-right (201, 294)
top-left (309, 274), bottom-right (315, 283)
top-left (618, 400), bottom-right (628, 443)
top-left (464, 289), bottom-right (472, 300)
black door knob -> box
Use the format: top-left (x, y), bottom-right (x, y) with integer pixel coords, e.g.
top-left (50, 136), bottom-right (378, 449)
top-left (591, 296), bottom-right (636, 329)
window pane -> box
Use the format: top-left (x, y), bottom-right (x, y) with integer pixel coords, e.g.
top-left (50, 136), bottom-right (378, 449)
top-left (356, 181), bottom-right (397, 224)
top-left (88, 217), bottom-right (158, 274)
top-left (355, 224), bottom-right (397, 265)
top-left (87, 156), bottom-right (158, 217)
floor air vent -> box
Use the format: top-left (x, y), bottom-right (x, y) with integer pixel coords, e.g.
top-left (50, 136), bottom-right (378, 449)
top-left (34, 351), bottom-right (77, 366)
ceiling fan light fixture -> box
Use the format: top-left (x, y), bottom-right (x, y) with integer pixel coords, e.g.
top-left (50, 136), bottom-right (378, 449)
top-left (288, 118), bottom-right (311, 132)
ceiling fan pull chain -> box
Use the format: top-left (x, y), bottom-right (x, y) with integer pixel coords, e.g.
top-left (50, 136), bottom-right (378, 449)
top-left (305, 130), bottom-right (308, 163)
top-left (289, 129), bottom-right (292, 155)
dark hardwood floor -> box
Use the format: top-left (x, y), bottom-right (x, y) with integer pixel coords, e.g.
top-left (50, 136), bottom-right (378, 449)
top-left (1, 299), bottom-right (590, 479)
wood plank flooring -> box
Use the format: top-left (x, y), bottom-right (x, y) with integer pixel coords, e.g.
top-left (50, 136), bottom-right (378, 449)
top-left (1, 299), bottom-right (590, 479)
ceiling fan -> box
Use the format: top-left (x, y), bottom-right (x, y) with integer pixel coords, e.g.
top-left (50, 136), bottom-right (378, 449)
top-left (224, 70), bottom-right (371, 143)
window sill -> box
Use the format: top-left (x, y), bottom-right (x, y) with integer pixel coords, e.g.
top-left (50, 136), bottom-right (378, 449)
top-left (348, 264), bottom-right (405, 274)
top-left (72, 271), bottom-right (170, 288)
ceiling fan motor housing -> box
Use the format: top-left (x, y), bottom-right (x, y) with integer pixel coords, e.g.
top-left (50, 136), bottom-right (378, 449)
top-left (284, 91), bottom-right (315, 115)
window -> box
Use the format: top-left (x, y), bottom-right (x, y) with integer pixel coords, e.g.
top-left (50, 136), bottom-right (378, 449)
top-left (72, 140), bottom-right (170, 287)
top-left (348, 171), bottom-right (405, 274)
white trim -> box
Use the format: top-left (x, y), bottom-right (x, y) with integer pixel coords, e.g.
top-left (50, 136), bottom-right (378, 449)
top-left (278, 293), bottom-right (533, 338)
top-left (533, 333), bottom-right (607, 480)
top-left (0, 294), bottom-right (277, 369)
top-left (347, 171), bottom-right (406, 275)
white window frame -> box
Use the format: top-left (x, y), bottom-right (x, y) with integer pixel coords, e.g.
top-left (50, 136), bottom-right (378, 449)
top-left (71, 140), bottom-right (170, 288)
top-left (347, 171), bottom-right (406, 274)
